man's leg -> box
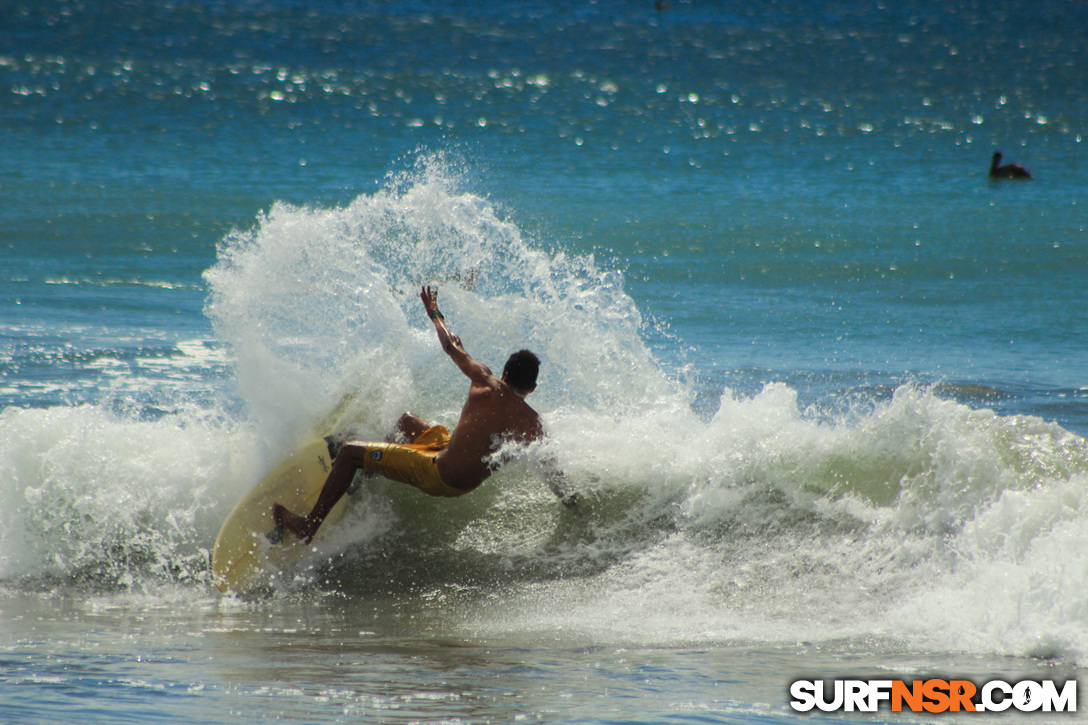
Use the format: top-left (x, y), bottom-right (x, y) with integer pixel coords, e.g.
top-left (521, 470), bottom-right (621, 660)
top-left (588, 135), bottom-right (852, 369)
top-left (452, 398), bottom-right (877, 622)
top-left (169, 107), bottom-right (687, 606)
top-left (393, 412), bottom-right (430, 443)
top-left (273, 442), bottom-right (371, 543)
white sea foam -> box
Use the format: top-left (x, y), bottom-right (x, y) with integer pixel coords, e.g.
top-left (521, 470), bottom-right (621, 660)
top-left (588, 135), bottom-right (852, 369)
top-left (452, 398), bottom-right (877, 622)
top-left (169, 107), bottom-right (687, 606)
top-left (0, 404), bottom-right (257, 586)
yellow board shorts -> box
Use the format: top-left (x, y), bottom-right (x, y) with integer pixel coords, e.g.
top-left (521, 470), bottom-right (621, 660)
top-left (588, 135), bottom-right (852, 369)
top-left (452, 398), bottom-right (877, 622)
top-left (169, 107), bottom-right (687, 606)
top-left (356, 426), bottom-right (470, 498)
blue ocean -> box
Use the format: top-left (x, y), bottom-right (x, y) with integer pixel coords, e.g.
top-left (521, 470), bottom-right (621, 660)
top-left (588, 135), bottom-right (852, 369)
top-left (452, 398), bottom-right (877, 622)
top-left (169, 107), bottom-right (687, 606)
top-left (3, 0), bottom-right (1088, 722)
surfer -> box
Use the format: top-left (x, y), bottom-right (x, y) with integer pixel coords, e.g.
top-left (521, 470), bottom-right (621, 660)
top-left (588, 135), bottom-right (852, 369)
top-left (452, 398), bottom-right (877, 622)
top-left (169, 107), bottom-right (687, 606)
top-left (273, 284), bottom-right (575, 543)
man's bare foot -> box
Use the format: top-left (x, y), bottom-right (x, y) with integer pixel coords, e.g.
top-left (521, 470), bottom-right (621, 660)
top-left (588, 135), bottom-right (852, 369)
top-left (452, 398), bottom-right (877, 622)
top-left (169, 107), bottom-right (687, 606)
top-left (272, 503), bottom-right (318, 544)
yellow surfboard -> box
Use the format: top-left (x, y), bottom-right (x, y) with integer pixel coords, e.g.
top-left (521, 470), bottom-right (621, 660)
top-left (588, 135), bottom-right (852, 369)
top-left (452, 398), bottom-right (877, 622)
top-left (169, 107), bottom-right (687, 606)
top-left (211, 437), bottom-right (350, 593)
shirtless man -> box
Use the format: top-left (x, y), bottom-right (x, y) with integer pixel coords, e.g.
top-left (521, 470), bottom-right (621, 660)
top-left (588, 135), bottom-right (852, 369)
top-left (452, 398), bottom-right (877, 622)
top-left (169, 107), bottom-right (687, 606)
top-left (273, 284), bottom-right (574, 543)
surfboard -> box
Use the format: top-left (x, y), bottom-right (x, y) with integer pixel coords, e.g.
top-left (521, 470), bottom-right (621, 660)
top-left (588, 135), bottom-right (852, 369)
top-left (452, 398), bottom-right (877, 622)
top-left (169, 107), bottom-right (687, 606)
top-left (211, 437), bottom-right (349, 593)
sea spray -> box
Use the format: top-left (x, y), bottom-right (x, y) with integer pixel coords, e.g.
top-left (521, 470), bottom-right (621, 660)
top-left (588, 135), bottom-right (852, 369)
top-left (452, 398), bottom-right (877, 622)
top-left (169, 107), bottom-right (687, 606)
top-left (5, 158), bottom-right (1088, 667)
top-left (203, 157), bottom-right (683, 449)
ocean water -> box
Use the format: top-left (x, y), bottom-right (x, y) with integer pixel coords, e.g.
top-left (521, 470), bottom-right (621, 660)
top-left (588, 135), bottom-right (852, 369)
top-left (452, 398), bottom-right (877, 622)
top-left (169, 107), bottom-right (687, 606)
top-left (3, 0), bottom-right (1088, 722)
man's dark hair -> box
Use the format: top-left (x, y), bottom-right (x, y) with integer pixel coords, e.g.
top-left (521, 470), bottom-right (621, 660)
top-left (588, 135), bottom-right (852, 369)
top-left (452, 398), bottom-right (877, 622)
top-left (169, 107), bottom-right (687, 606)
top-left (503, 349), bottom-right (540, 393)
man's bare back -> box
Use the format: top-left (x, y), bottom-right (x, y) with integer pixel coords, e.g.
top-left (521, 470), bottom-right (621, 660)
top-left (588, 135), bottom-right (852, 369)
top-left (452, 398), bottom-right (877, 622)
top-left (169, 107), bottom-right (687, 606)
top-left (272, 284), bottom-right (571, 543)
top-left (437, 371), bottom-right (544, 489)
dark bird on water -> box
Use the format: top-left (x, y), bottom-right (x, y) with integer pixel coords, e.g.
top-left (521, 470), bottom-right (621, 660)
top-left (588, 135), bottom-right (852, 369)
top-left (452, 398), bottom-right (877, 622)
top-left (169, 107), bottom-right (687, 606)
top-left (989, 151), bottom-right (1032, 180)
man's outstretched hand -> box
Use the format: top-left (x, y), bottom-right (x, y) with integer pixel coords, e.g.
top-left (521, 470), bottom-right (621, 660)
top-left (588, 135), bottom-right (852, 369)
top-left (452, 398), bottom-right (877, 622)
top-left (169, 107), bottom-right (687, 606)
top-left (420, 284), bottom-right (442, 320)
top-left (421, 284), bottom-right (464, 354)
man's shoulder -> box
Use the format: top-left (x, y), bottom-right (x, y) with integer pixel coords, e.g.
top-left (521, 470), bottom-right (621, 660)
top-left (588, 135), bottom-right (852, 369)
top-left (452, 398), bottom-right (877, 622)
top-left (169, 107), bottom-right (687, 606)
top-left (468, 373), bottom-right (505, 397)
top-left (468, 380), bottom-right (540, 417)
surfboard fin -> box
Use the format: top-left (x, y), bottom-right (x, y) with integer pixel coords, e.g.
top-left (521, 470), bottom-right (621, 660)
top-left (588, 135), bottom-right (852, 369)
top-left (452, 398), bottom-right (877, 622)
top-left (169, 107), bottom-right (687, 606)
top-left (324, 434), bottom-right (344, 459)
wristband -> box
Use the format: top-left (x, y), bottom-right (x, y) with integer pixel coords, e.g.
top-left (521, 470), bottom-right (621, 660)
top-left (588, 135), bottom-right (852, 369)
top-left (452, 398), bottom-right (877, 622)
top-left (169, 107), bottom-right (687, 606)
top-left (429, 310), bottom-right (444, 320)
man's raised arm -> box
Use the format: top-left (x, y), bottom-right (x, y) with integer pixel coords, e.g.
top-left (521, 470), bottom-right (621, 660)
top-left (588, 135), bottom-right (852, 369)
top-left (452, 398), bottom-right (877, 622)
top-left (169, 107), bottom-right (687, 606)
top-left (420, 285), bottom-right (493, 384)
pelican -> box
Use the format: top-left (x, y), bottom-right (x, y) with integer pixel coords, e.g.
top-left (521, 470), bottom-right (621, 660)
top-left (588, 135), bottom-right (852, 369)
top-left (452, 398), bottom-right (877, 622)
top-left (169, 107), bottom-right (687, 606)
top-left (989, 151), bottom-right (1032, 180)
